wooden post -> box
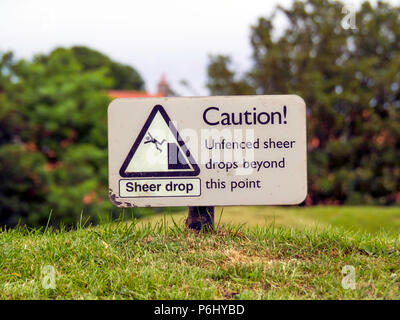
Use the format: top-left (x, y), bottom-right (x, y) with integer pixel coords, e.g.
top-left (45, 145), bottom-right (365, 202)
top-left (186, 206), bottom-right (214, 231)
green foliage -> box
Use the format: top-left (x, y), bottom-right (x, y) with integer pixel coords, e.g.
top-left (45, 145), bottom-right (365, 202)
top-left (70, 46), bottom-right (145, 90)
top-left (0, 144), bottom-right (51, 226)
top-left (207, 55), bottom-right (255, 95)
top-left (0, 46), bottom-right (146, 227)
top-left (207, 0), bottom-right (400, 205)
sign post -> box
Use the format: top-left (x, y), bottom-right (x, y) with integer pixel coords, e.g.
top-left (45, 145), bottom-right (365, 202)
top-left (187, 206), bottom-right (214, 231)
top-left (108, 95), bottom-right (307, 230)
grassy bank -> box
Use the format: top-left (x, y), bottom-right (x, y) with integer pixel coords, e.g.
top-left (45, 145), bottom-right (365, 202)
top-left (1, 206), bottom-right (400, 299)
top-left (143, 206), bottom-right (400, 235)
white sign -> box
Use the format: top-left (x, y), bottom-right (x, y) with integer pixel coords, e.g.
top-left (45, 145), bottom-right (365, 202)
top-left (108, 95), bottom-right (307, 207)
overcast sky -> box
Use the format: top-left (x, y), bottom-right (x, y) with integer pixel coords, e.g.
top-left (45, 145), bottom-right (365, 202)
top-left (0, 0), bottom-right (396, 95)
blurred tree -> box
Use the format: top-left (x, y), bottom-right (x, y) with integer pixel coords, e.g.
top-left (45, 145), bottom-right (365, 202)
top-left (0, 52), bottom-right (22, 145)
top-left (0, 47), bottom-right (124, 226)
top-left (207, 0), bottom-right (400, 205)
top-left (70, 46), bottom-right (145, 90)
top-left (207, 55), bottom-right (255, 95)
top-left (0, 144), bottom-right (51, 226)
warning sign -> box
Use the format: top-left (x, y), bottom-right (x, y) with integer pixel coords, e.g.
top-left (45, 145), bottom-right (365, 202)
top-left (108, 95), bottom-right (307, 207)
top-left (119, 105), bottom-right (200, 177)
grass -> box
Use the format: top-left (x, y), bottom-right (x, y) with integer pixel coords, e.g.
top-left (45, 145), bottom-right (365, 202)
top-left (142, 206), bottom-right (400, 235)
top-left (0, 206), bottom-right (399, 299)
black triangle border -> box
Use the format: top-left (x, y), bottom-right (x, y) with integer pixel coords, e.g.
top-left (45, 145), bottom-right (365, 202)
top-left (119, 104), bottom-right (201, 177)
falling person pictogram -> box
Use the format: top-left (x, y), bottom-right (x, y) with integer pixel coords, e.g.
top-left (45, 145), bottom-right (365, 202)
top-left (144, 132), bottom-right (166, 152)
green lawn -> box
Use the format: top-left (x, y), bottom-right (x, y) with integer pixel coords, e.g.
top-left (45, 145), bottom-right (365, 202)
top-left (143, 206), bottom-right (400, 235)
top-left (0, 206), bottom-right (399, 299)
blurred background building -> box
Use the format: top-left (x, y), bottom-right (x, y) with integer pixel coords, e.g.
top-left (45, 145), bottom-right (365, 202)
top-left (108, 75), bottom-right (170, 99)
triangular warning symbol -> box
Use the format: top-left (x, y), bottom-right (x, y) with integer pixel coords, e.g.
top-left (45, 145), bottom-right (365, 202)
top-left (119, 105), bottom-right (200, 177)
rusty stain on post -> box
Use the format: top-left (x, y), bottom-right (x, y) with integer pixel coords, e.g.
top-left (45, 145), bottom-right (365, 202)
top-left (186, 206), bottom-right (214, 231)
